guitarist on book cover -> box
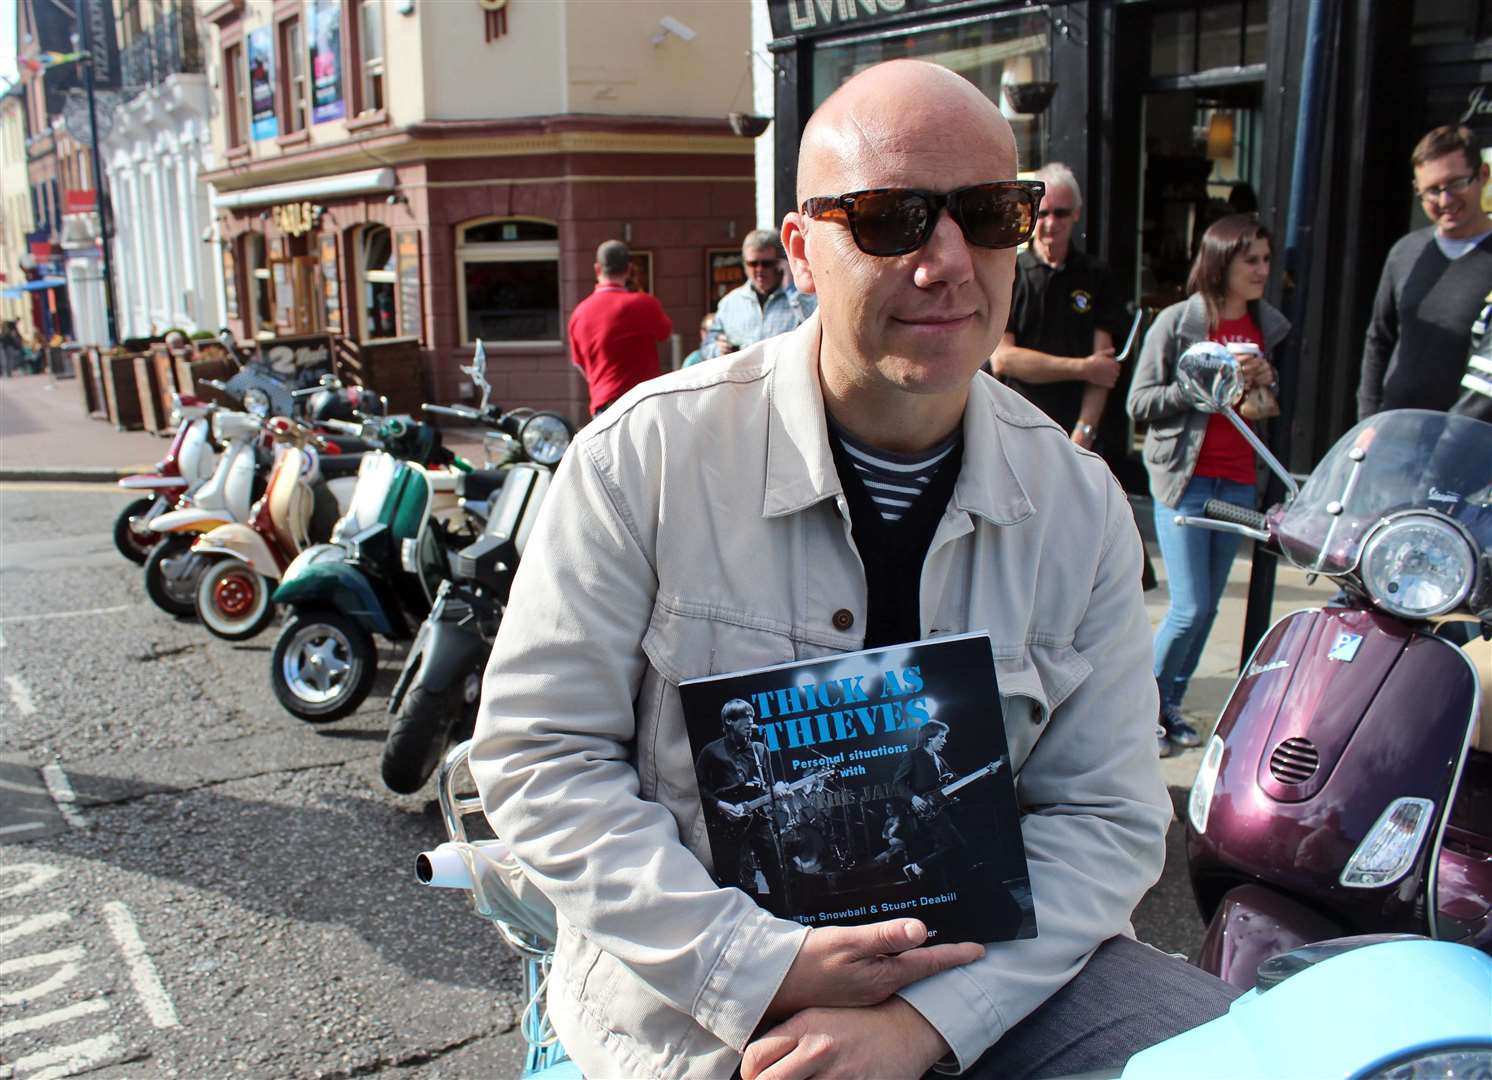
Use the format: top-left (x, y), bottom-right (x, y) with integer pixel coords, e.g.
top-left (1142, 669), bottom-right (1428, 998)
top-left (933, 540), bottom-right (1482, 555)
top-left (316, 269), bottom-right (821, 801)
top-left (891, 720), bottom-right (968, 884)
top-left (695, 697), bottom-right (787, 904)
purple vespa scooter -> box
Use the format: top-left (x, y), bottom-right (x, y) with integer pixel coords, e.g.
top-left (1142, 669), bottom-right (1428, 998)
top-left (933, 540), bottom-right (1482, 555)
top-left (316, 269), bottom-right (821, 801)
top-left (1169, 342), bottom-right (1492, 990)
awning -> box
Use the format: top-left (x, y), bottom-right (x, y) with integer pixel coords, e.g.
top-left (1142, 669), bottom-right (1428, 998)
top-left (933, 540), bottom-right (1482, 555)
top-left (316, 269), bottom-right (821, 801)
top-left (211, 167), bottom-right (396, 210)
top-left (1, 277), bottom-right (67, 298)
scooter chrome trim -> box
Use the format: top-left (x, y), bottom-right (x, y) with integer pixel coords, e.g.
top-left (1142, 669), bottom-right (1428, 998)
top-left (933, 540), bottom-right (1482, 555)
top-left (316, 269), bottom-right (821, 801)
top-left (118, 475), bottom-right (187, 490)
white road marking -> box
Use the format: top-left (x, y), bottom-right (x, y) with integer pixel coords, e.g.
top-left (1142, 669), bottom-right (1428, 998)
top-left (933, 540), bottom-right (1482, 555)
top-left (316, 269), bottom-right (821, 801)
top-left (7, 674), bottom-right (37, 715)
top-left (0, 821), bottom-right (47, 835)
top-left (0, 996), bottom-right (109, 1038)
top-left (0, 911), bottom-right (71, 946)
top-left (100, 902), bottom-right (179, 1029)
top-left (9, 1034), bottom-right (123, 1080)
top-left (0, 946), bottom-right (85, 1006)
top-left (39, 765), bottom-right (86, 830)
top-left (0, 604), bottom-right (132, 625)
top-left (0, 863), bottom-right (64, 899)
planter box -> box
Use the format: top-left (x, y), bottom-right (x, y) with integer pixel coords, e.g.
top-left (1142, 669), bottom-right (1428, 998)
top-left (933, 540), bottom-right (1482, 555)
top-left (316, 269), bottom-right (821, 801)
top-left (79, 348), bottom-right (106, 418)
top-left (134, 354), bottom-right (168, 434)
top-left (150, 348), bottom-right (178, 419)
top-left (175, 353), bottom-right (239, 408)
top-left (102, 353), bottom-right (144, 430)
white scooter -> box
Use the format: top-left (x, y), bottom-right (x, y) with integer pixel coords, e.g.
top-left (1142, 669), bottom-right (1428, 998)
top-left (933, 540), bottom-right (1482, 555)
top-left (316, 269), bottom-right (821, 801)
top-left (113, 395), bottom-right (221, 564)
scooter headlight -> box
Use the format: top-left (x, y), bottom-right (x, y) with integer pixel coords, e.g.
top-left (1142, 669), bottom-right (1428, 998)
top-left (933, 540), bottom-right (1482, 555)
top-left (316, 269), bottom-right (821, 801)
top-left (243, 387), bottom-right (272, 418)
top-left (519, 413), bottom-right (571, 467)
top-left (1341, 796), bottom-right (1435, 888)
top-left (1360, 515), bottom-right (1475, 620)
top-left (1361, 1047), bottom-right (1492, 1080)
top-left (1187, 735), bottom-right (1226, 835)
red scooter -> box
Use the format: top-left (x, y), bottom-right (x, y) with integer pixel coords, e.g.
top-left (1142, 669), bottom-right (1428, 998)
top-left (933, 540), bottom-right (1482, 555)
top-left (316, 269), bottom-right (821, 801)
top-left (1171, 342), bottom-right (1492, 989)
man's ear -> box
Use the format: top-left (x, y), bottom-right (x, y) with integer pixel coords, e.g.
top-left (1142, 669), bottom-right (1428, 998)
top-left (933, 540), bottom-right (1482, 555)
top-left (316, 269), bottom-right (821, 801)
top-left (782, 213), bottom-right (817, 295)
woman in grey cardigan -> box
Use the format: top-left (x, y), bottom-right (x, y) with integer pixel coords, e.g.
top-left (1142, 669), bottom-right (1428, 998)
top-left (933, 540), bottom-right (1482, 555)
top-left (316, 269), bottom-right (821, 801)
top-left (1127, 215), bottom-right (1289, 754)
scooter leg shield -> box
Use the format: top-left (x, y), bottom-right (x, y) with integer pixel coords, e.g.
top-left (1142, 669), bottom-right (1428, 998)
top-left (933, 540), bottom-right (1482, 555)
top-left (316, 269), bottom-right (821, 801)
top-left (1198, 883), bottom-right (1345, 991)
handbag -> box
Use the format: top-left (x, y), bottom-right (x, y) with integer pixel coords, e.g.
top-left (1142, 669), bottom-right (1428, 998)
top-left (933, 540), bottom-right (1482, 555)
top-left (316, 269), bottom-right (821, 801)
top-left (1239, 385), bottom-right (1280, 420)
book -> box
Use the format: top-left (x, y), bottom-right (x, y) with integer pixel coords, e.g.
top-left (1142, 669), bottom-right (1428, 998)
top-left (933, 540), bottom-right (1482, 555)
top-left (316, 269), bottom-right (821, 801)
top-left (679, 631), bottom-right (1036, 944)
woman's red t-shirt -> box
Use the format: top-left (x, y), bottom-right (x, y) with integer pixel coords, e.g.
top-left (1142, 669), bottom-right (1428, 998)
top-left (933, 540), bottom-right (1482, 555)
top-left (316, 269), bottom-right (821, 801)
top-left (1193, 313), bottom-right (1265, 484)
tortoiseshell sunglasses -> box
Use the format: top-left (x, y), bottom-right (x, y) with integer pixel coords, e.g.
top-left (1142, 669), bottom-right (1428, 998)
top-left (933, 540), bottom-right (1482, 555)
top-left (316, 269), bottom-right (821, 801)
top-left (801, 180), bottom-right (1045, 257)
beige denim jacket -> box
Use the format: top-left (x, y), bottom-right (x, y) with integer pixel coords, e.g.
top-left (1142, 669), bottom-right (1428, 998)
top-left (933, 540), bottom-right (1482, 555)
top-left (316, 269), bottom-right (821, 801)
top-left (470, 313), bottom-right (1171, 1079)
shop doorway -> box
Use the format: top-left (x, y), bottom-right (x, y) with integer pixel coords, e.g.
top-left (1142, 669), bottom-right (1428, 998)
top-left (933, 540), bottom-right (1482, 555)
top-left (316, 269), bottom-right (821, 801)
top-left (1137, 84), bottom-right (1265, 310)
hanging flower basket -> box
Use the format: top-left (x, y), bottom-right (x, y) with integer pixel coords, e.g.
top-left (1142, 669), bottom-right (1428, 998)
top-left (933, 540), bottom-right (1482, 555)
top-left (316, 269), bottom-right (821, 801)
top-left (1003, 81), bottom-right (1057, 115)
top-left (728, 112), bottom-right (772, 138)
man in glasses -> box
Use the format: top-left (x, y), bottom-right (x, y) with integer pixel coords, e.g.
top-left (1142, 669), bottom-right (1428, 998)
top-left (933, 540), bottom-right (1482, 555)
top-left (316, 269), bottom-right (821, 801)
top-left (471, 59), bottom-right (1233, 1080)
top-left (1358, 124), bottom-right (1492, 420)
top-left (991, 163), bottom-right (1126, 450)
top-left (703, 230), bottom-right (815, 360)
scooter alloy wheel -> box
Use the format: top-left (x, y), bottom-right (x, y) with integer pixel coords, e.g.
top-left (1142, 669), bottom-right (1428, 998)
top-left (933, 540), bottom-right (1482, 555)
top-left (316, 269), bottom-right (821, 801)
top-left (113, 496), bottom-right (159, 565)
top-left (143, 535), bottom-right (206, 617)
top-left (196, 558), bottom-right (276, 642)
top-left (271, 610), bottom-right (378, 722)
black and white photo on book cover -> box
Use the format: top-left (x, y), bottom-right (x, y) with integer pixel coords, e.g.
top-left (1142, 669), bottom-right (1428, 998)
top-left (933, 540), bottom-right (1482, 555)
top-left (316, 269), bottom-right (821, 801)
top-left (680, 631), bottom-right (1037, 945)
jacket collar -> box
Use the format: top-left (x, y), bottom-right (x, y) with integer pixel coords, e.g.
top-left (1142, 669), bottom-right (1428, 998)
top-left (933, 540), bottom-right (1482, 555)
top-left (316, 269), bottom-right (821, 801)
top-left (1177, 292), bottom-right (1291, 349)
top-left (761, 313), bottom-right (1033, 526)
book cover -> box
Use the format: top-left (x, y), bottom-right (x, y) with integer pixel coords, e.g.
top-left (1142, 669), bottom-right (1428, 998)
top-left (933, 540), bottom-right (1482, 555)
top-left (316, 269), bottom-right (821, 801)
top-left (680, 631), bottom-right (1036, 944)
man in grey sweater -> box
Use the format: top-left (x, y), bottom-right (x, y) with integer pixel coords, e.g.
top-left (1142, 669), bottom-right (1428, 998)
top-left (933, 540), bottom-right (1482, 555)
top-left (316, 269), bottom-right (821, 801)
top-left (1358, 125), bottom-right (1492, 420)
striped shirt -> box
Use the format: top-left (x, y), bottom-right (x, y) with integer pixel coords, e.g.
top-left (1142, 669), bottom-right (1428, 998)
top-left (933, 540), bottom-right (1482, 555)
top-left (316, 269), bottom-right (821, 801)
top-left (829, 420), bottom-right (960, 523)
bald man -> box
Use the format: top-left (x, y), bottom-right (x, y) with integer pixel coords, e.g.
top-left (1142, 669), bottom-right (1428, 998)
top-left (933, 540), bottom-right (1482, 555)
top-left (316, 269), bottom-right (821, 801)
top-left (470, 60), bottom-right (1236, 1079)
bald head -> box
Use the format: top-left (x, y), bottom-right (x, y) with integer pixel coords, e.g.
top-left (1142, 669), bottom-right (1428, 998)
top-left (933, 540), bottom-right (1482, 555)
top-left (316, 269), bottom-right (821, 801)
top-left (796, 61), bottom-right (1017, 207)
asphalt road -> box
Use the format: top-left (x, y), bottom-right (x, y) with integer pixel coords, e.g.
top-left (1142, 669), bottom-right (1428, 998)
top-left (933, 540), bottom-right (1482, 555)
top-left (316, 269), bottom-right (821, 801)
top-left (0, 483), bottom-right (1207, 1080)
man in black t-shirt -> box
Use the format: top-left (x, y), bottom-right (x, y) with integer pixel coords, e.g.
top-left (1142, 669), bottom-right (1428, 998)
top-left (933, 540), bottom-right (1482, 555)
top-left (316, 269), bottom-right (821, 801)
top-left (991, 164), bottom-right (1127, 448)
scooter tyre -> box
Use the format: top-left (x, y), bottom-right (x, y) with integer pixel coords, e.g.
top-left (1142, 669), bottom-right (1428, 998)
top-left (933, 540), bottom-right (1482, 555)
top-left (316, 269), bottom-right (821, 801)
top-left (196, 558), bottom-right (277, 642)
top-left (113, 496), bottom-right (158, 565)
top-left (271, 610), bottom-right (378, 723)
top-left (380, 670), bottom-right (478, 794)
top-left (144, 535), bottom-right (204, 617)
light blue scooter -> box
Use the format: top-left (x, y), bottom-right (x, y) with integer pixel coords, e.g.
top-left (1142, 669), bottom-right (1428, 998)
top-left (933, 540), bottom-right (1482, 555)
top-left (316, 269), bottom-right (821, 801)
top-left (416, 742), bottom-right (1492, 1080)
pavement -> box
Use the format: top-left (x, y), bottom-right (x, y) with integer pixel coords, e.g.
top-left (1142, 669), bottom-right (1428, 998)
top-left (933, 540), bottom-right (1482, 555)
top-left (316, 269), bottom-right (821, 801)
top-left (0, 368), bottom-right (1337, 788)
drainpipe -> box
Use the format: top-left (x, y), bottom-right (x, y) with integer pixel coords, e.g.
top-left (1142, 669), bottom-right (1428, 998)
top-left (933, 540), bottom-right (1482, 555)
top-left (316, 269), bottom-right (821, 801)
top-left (1240, 0), bottom-right (1340, 666)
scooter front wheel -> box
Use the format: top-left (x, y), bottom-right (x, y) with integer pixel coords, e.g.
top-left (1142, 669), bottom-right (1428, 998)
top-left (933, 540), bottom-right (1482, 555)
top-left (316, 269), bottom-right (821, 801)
top-left (143, 535), bottom-right (205, 617)
top-left (271, 610), bottom-right (378, 722)
top-left (380, 668), bottom-right (481, 794)
top-left (113, 496), bottom-right (158, 565)
top-left (196, 558), bottom-right (277, 642)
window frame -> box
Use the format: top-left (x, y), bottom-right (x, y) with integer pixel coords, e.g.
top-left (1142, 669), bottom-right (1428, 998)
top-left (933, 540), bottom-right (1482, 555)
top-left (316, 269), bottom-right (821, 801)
top-left (454, 216), bottom-right (563, 348)
top-left (355, 0), bottom-right (385, 117)
top-left (277, 14), bottom-right (308, 135)
top-left (356, 223), bottom-right (398, 342)
top-left (223, 41), bottom-right (248, 148)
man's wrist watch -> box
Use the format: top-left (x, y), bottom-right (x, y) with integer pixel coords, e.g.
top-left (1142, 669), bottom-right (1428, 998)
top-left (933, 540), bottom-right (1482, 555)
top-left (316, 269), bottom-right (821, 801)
top-left (1074, 421), bottom-right (1096, 439)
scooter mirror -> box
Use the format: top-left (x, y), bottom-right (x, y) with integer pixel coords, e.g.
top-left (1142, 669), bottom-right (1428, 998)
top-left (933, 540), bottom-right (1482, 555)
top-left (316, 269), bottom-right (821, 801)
top-left (1177, 342), bottom-right (1244, 414)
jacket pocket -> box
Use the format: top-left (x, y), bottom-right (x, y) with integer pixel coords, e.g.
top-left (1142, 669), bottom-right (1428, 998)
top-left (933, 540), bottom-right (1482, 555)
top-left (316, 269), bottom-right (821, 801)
top-left (994, 642), bottom-right (1094, 774)
top-left (1141, 426), bottom-right (1182, 465)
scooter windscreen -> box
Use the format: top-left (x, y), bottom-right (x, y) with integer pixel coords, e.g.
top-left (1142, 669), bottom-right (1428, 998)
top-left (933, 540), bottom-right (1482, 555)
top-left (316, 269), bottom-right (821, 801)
top-left (1273, 410), bottom-right (1492, 585)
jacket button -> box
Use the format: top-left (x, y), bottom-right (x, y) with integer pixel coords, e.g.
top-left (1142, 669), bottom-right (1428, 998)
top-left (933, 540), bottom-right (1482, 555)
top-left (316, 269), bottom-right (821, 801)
top-left (832, 609), bottom-right (854, 631)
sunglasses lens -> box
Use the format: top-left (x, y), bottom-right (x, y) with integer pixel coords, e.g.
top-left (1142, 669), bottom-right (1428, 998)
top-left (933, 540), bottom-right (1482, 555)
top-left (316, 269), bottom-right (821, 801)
top-left (955, 185), bottom-right (1037, 249)
top-left (848, 190), bottom-right (932, 256)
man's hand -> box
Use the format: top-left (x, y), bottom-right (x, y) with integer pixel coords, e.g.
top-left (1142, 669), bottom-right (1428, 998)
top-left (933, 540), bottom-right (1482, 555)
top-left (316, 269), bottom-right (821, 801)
top-left (716, 335), bottom-right (739, 355)
top-left (742, 997), bottom-right (950, 1080)
top-left (1070, 426), bottom-right (1096, 449)
top-left (1081, 347), bottom-right (1119, 388)
top-left (765, 918), bottom-right (984, 1021)
top-left (718, 801), bottom-right (746, 818)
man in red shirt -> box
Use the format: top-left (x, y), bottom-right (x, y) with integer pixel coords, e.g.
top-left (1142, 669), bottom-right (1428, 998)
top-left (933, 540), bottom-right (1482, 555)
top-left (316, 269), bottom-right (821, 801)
top-left (568, 240), bottom-right (672, 416)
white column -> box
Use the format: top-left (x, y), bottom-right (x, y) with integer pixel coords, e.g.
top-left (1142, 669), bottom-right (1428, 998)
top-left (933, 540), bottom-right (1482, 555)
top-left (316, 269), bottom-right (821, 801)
top-left (128, 169), bottom-right (151, 335)
top-left (146, 165), bottom-right (171, 330)
top-left (173, 147), bottom-right (197, 327)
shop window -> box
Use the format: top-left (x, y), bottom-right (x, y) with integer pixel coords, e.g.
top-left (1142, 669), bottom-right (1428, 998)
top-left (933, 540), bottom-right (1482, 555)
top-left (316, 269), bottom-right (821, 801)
top-left (812, 12), bottom-right (1050, 172)
top-left (359, 224), bottom-right (397, 340)
top-left (1412, 0), bottom-right (1492, 44)
top-left (224, 42), bottom-right (248, 148)
top-left (243, 231), bottom-right (273, 337)
top-left (279, 16), bottom-right (307, 133)
top-left (455, 218), bottom-right (561, 345)
top-left (357, 0), bottom-right (385, 115)
top-left (1149, 2), bottom-right (1265, 78)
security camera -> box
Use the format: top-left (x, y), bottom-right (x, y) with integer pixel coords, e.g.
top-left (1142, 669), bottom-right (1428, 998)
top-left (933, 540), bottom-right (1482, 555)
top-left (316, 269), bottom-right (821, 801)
top-left (652, 15), bottom-right (697, 45)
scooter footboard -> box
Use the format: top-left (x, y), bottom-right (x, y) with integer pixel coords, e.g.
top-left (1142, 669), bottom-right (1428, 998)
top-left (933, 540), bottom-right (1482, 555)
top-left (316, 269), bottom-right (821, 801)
top-left (1199, 883), bottom-right (1345, 990)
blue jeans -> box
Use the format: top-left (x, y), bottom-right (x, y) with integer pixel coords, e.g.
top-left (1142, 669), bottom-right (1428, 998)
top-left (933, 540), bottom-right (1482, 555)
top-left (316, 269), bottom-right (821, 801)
top-left (1151, 476), bottom-right (1255, 710)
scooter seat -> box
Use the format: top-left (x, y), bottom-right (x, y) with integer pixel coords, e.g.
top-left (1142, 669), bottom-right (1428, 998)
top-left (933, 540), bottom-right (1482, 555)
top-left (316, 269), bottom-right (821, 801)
top-left (461, 468), bottom-right (507, 504)
top-left (318, 453), bottom-right (367, 481)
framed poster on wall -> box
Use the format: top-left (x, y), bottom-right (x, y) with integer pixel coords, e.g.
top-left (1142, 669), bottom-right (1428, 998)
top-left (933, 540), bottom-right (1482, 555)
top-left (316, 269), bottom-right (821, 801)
top-left (222, 244), bottom-right (240, 321)
top-left (707, 248), bottom-right (745, 308)
top-left (247, 27), bottom-right (278, 141)
top-left (318, 233), bottom-right (342, 334)
top-left (395, 229), bottom-right (423, 342)
top-left (627, 250), bottom-right (654, 294)
top-left (309, 0), bottom-right (345, 124)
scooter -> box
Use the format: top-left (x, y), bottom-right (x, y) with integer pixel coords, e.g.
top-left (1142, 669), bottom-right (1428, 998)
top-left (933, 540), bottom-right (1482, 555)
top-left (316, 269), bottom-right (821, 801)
top-left (190, 417), bottom-right (362, 642)
top-left (380, 347), bottom-right (572, 793)
top-left (1169, 342), bottom-right (1492, 990)
top-left (416, 740), bottom-right (1492, 1080)
top-left (114, 394), bottom-right (220, 564)
top-left (268, 413), bottom-right (485, 723)
top-left (142, 406), bottom-right (267, 617)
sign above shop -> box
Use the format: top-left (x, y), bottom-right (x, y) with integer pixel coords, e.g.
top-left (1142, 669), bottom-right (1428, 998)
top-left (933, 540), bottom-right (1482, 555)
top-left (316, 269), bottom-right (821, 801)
top-left (1461, 84), bottom-right (1492, 127)
top-left (273, 201), bottom-right (323, 237)
top-left (767, 0), bottom-right (971, 39)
